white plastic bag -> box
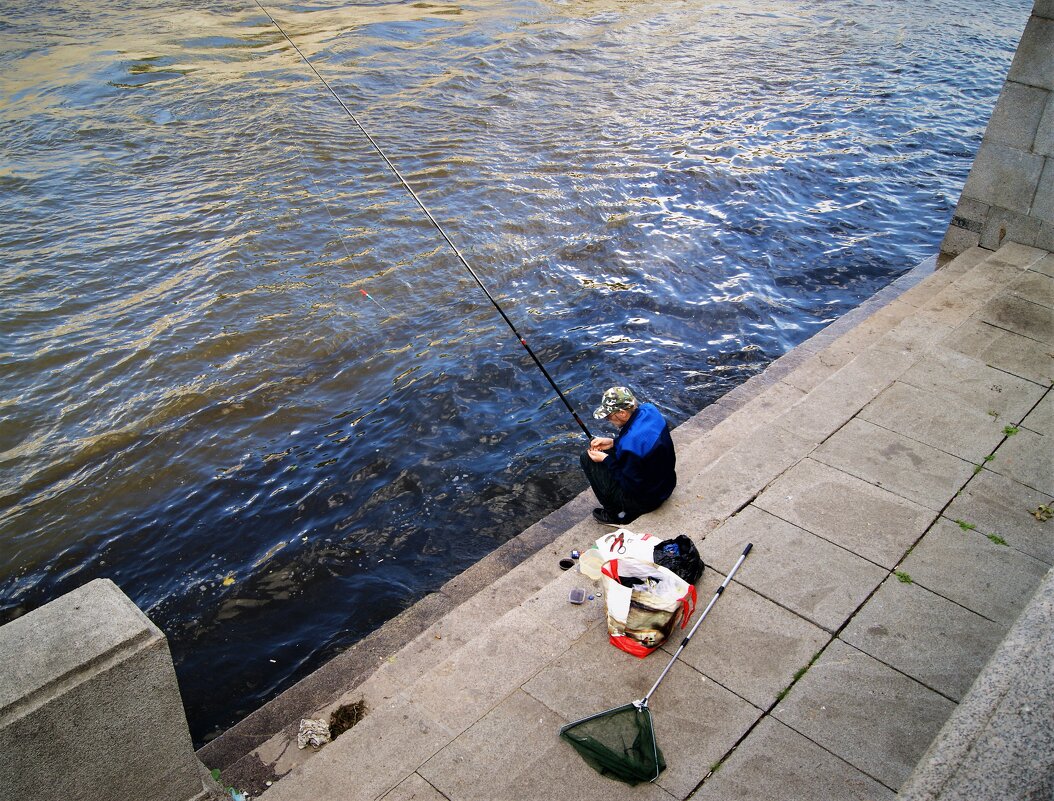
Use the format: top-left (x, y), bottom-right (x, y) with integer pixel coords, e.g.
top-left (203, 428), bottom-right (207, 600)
top-left (601, 556), bottom-right (696, 658)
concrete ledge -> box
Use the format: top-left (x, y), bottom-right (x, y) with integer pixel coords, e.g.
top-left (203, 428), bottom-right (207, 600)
top-left (0, 579), bottom-right (213, 801)
top-left (898, 567), bottom-right (1054, 801)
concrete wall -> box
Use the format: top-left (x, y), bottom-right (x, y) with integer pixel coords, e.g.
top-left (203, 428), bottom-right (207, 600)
top-left (941, 1), bottom-right (1054, 256)
top-left (0, 579), bottom-right (213, 801)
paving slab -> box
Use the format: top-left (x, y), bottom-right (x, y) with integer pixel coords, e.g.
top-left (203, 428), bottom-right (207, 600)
top-left (522, 627), bottom-right (761, 800)
top-left (660, 573), bottom-right (830, 709)
top-left (753, 458), bottom-right (936, 569)
top-left (773, 347), bottom-right (917, 443)
top-left (262, 693), bottom-right (453, 801)
top-left (1021, 388), bottom-right (1053, 435)
top-left (921, 256), bottom-right (1026, 320)
top-left (901, 517), bottom-right (1051, 626)
top-left (702, 504), bottom-right (887, 632)
top-left (640, 424), bottom-right (813, 538)
top-left (812, 417), bottom-right (974, 511)
top-left (1008, 267), bottom-right (1054, 308)
top-left (401, 605), bottom-right (573, 735)
top-left (674, 380), bottom-right (805, 476)
top-left (419, 689), bottom-right (676, 801)
top-left (942, 317), bottom-right (1054, 385)
top-left (859, 381), bottom-right (1007, 464)
top-left (1032, 252), bottom-right (1054, 278)
top-left (978, 293), bottom-right (1054, 345)
top-left (841, 578), bottom-right (1007, 702)
top-left (944, 467), bottom-right (1054, 565)
top-left (520, 563), bottom-right (607, 642)
top-left (897, 345), bottom-right (1047, 421)
top-left (379, 773), bottom-right (447, 801)
top-left (369, 558), bottom-right (561, 691)
top-left (773, 639), bottom-right (956, 791)
top-left (871, 312), bottom-right (957, 358)
top-left (985, 241), bottom-right (1048, 270)
top-left (986, 426), bottom-right (1054, 496)
top-left (692, 716), bottom-right (896, 801)
top-left (897, 568), bottom-right (1054, 801)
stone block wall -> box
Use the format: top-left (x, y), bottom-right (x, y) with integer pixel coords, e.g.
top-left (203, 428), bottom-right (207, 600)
top-left (941, 1), bottom-right (1054, 256)
top-left (0, 579), bottom-right (213, 801)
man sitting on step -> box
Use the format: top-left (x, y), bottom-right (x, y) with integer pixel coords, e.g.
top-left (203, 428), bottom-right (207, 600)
top-left (580, 386), bottom-right (677, 526)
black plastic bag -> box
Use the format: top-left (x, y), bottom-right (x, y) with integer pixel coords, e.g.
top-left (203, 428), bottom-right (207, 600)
top-left (653, 535), bottom-right (704, 584)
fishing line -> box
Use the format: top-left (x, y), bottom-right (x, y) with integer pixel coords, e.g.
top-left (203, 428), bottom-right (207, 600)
top-left (252, 0), bottom-right (593, 440)
top-left (287, 135), bottom-right (389, 315)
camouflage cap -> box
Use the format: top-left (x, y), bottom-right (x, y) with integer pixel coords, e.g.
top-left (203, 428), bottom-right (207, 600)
top-left (592, 386), bottom-right (638, 419)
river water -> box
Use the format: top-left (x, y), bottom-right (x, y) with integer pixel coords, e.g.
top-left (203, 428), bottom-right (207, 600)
top-left (1, 0), bottom-right (1031, 742)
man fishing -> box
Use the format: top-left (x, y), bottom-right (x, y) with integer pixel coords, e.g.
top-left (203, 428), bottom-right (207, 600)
top-left (581, 386), bottom-right (677, 526)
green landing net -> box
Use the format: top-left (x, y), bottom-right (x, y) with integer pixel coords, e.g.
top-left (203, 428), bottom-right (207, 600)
top-left (559, 543), bottom-right (753, 785)
top-left (559, 702), bottom-right (665, 785)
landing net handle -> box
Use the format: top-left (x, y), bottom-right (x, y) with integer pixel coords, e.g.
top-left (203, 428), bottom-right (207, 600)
top-left (641, 543), bottom-right (753, 706)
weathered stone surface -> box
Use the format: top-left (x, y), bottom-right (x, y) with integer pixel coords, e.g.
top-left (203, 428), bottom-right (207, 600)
top-left (754, 458), bottom-right (936, 569)
top-left (1022, 388), bottom-right (1053, 435)
top-left (664, 574), bottom-right (830, 708)
top-left (1034, 157), bottom-right (1054, 223)
top-left (1034, 252), bottom-right (1054, 279)
top-left (901, 517), bottom-right (1050, 626)
top-left (987, 426), bottom-right (1054, 496)
top-left (841, 578), bottom-right (1007, 701)
top-left (986, 241), bottom-right (1048, 269)
top-left (859, 381), bottom-right (1009, 464)
top-left (984, 81), bottom-right (1049, 150)
top-left (812, 417), bottom-right (974, 511)
top-left (0, 580), bottom-right (208, 801)
top-left (1008, 268), bottom-right (1054, 311)
top-left (693, 717), bottom-right (896, 801)
top-left (262, 694), bottom-right (452, 801)
top-left (379, 773), bottom-right (448, 801)
top-left (962, 141), bottom-right (1045, 214)
top-left (898, 568), bottom-right (1054, 801)
top-left (1008, 16), bottom-right (1054, 91)
top-left (523, 631), bottom-right (760, 800)
top-left (908, 346), bottom-right (1046, 422)
top-left (402, 605), bottom-right (572, 735)
top-left (773, 639), bottom-right (956, 791)
top-left (642, 424), bottom-right (813, 538)
top-left (703, 504), bottom-right (887, 632)
top-left (944, 467), bottom-right (1054, 565)
top-left (980, 207), bottom-right (1041, 250)
top-left (419, 690), bottom-right (676, 801)
top-left (942, 318), bottom-right (1054, 385)
top-left (979, 292), bottom-right (1054, 345)
top-left (940, 221), bottom-right (981, 258)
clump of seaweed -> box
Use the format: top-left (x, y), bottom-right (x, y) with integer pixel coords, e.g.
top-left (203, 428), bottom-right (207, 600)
top-left (329, 698), bottom-right (367, 739)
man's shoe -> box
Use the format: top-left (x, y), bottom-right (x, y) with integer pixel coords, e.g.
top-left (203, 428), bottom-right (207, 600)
top-left (592, 508), bottom-right (626, 527)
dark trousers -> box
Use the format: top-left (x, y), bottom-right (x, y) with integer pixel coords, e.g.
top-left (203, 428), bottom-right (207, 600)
top-left (580, 453), bottom-right (649, 522)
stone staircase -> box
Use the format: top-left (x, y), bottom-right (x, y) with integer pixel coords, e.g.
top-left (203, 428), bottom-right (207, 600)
top-left (201, 242), bottom-right (1053, 800)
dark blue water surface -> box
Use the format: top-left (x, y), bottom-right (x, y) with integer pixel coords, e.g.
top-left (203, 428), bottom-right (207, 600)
top-left (0, 0), bottom-right (1031, 743)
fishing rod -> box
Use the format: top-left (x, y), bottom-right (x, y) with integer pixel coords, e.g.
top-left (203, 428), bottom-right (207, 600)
top-left (253, 0), bottom-right (593, 440)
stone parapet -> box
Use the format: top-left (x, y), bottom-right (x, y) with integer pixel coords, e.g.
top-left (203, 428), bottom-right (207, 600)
top-left (0, 579), bottom-right (215, 801)
top-left (942, 3), bottom-right (1054, 256)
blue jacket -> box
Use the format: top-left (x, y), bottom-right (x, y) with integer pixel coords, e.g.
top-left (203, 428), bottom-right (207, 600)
top-left (608, 403), bottom-right (677, 510)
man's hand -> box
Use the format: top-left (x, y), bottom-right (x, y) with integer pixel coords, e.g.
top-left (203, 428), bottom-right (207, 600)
top-left (590, 437), bottom-right (614, 451)
top-left (586, 448), bottom-right (608, 463)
